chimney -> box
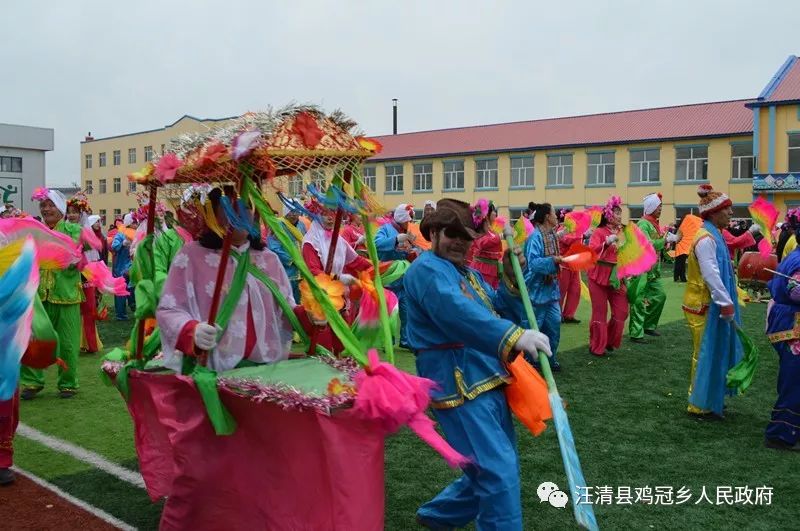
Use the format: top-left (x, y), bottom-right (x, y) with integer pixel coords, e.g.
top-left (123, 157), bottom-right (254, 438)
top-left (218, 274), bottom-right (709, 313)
top-left (84, 131), bottom-right (94, 141)
top-left (392, 99), bottom-right (398, 135)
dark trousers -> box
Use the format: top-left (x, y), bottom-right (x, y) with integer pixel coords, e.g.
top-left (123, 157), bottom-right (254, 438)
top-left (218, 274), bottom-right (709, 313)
top-left (674, 254), bottom-right (688, 282)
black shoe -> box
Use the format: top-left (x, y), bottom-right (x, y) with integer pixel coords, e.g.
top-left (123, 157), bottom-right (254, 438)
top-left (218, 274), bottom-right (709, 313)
top-left (0, 468), bottom-right (14, 486)
top-left (589, 350), bottom-right (606, 357)
top-left (551, 362), bottom-right (562, 373)
top-left (688, 411), bottom-right (724, 421)
top-left (20, 388), bottom-right (41, 401)
top-left (563, 317), bottom-right (581, 324)
top-left (764, 438), bottom-right (800, 451)
top-left (416, 514), bottom-right (456, 530)
top-left (630, 337), bottom-right (647, 344)
top-left (59, 390), bottom-right (77, 399)
top-left (644, 330), bottom-right (661, 337)
top-left (606, 346), bottom-right (615, 353)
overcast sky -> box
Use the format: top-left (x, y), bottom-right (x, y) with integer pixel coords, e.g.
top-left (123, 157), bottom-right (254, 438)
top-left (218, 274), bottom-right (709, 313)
top-left (1, 0), bottom-right (797, 186)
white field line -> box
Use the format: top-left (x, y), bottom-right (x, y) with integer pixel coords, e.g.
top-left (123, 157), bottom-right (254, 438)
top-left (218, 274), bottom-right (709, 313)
top-left (11, 466), bottom-right (137, 530)
top-left (17, 422), bottom-right (145, 489)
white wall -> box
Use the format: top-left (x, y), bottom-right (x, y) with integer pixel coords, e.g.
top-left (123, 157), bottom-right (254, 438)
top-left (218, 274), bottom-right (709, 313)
top-left (0, 124), bottom-right (53, 215)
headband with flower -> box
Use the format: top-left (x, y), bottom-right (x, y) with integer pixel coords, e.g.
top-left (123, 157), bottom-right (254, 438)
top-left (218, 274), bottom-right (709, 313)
top-left (470, 199), bottom-right (495, 229)
top-left (66, 191), bottom-right (92, 214)
top-left (603, 195), bottom-right (622, 220)
top-left (786, 207), bottom-right (800, 225)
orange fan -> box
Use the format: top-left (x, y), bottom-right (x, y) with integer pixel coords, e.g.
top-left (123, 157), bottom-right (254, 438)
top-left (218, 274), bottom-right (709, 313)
top-left (560, 242), bottom-right (598, 272)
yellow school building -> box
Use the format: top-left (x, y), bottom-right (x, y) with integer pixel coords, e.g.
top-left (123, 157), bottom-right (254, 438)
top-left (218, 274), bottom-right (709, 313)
top-left (81, 55), bottom-right (800, 223)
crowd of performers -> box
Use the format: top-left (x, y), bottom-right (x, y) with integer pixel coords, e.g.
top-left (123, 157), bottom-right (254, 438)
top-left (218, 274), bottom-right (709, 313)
top-left (1, 179), bottom-right (799, 529)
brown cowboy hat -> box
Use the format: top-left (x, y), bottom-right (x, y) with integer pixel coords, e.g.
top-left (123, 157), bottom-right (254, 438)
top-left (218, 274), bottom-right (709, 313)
top-left (420, 198), bottom-right (483, 241)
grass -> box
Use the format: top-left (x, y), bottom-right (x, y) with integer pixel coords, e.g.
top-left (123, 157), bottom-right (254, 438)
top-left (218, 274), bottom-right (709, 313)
top-left (15, 273), bottom-right (800, 530)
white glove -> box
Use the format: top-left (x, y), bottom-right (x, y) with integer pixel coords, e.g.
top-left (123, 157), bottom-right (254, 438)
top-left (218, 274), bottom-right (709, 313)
top-left (605, 234), bottom-right (618, 245)
top-left (749, 223), bottom-right (762, 235)
top-left (406, 231), bottom-right (417, 243)
top-left (338, 273), bottom-right (357, 286)
top-left (122, 238), bottom-right (131, 247)
top-left (665, 232), bottom-right (680, 243)
top-left (193, 322), bottom-right (219, 350)
top-left (355, 235), bottom-right (366, 246)
top-left (396, 233), bottom-right (409, 244)
top-left (513, 330), bottom-right (553, 358)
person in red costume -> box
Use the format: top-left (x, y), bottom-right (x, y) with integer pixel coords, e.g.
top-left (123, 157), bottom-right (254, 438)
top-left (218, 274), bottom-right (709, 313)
top-left (0, 392), bottom-right (18, 485)
top-left (722, 221), bottom-right (761, 260)
top-left (340, 212), bottom-right (367, 256)
top-left (466, 199), bottom-right (503, 288)
top-left (556, 208), bottom-right (583, 324)
top-left (587, 196), bottom-right (629, 356)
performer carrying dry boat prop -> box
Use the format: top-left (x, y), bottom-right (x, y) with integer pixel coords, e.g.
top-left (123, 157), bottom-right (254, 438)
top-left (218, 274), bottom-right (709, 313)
top-left (101, 105), bottom-right (491, 530)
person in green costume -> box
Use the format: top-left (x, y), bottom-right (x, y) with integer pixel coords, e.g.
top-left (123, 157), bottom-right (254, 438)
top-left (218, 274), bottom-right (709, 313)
top-left (21, 189), bottom-right (84, 399)
top-left (628, 193), bottom-right (679, 343)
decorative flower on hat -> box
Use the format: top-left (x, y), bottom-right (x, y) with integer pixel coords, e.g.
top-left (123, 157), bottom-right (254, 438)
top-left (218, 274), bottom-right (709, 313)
top-left (231, 129), bottom-right (263, 161)
top-left (154, 152), bottom-right (184, 184)
top-left (195, 142), bottom-right (228, 169)
top-left (128, 163), bottom-right (155, 184)
top-left (31, 187), bottom-right (49, 201)
top-left (300, 273), bottom-right (345, 322)
top-left (471, 198), bottom-right (490, 229)
top-left (292, 112), bottom-right (325, 148)
top-left (603, 195), bottom-right (622, 220)
top-left (66, 192), bottom-right (91, 214)
top-left (356, 136), bottom-right (383, 154)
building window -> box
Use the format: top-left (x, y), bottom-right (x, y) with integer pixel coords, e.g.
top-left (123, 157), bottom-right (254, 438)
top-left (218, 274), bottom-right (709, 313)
top-left (362, 166), bottom-right (376, 191)
top-left (144, 145), bottom-right (154, 162)
top-left (86, 180), bottom-right (93, 194)
top-left (731, 144), bottom-right (754, 180)
top-left (630, 149), bottom-right (660, 183)
top-left (587, 152), bottom-right (615, 185)
top-left (160, 144), bottom-right (166, 155)
top-left (413, 163), bottom-right (433, 192)
top-left (99, 209), bottom-right (107, 225)
top-left (475, 159), bottom-right (498, 189)
top-left (99, 179), bottom-right (107, 194)
top-left (287, 174), bottom-right (303, 197)
top-left (789, 133), bottom-right (800, 173)
top-left (385, 164), bottom-right (404, 192)
top-left (510, 156), bottom-right (534, 188)
top-left (113, 177), bottom-right (121, 193)
top-left (128, 181), bottom-right (137, 192)
top-left (675, 146), bottom-right (708, 181)
top-left (128, 148), bottom-right (137, 164)
top-left (99, 152), bottom-right (106, 167)
top-left (113, 208), bottom-right (121, 219)
top-left (443, 160), bottom-right (464, 191)
top-left (508, 206), bottom-right (528, 222)
top-left (311, 170), bottom-right (326, 191)
top-left (547, 154), bottom-right (573, 186)
top-left (628, 206), bottom-right (644, 220)
top-left (113, 150), bottom-right (121, 165)
top-left (85, 154), bottom-right (92, 169)
top-left (0, 156), bottom-right (22, 172)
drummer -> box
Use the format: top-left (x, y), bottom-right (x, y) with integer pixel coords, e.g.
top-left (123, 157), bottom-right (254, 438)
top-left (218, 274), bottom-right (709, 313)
top-left (156, 188), bottom-right (295, 372)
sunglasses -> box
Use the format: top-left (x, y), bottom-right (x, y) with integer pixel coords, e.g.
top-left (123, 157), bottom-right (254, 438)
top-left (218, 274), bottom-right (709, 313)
top-left (441, 227), bottom-right (473, 241)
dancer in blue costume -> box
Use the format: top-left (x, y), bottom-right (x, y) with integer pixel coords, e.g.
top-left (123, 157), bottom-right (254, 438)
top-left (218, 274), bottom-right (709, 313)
top-left (764, 243), bottom-right (800, 450)
top-left (683, 185), bottom-right (743, 418)
top-left (404, 198), bottom-right (551, 531)
top-left (375, 203), bottom-right (416, 347)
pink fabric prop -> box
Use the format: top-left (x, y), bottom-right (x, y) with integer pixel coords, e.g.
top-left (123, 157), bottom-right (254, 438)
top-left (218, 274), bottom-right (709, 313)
top-left (0, 217), bottom-right (82, 265)
top-left (749, 197), bottom-right (779, 258)
top-left (757, 238), bottom-right (772, 258)
top-left (616, 222), bottom-right (658, 279)
top-left (563, 211), bottom-right (591, 235)
top-left (175, 225), bottom-right (193, 244)
top-left (82, 261), bottom-right (129, 296)
top-left (122, 371), bottom-right (384, 531)
top-left (80, 226), bottom-right (102, 251)
top-left (357, 286), bottom-right (398, 325)
top-left (154, 152), bottom-right (184, 184)
top-left (353, 349), bottom-right (470, 468)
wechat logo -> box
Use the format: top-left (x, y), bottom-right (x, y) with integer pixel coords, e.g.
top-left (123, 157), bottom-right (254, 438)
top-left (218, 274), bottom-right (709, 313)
top-left (537, 481), bottom-right (569, 508)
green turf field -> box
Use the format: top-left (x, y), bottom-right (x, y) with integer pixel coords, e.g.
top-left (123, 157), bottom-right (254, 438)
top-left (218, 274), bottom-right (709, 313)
top-left (14, 274), bottom-right (799, 530)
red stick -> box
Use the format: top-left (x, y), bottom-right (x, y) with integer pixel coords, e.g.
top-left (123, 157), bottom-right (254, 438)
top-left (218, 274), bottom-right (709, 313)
top-left (135, 181), bottom-right (159, 361)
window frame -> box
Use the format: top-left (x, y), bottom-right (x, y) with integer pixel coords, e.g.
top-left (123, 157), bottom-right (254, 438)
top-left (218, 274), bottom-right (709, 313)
top-left (0, 156), bottom-right (22, 173)
top-left (113, 150), bottom-right (121, 165)
top-left (99, 178), bottom-right (107, 194)
top-left (85, 154), bottom-right (92, 169)
top-left (674, 145), bottom-right (709, 182)
top-left (128, 148), bottom-right (137, 164)
top-left (510, 155), bottom-right (534, 189)
top-left (99, 152), bottom-right (106, 167)
top-left (629, 148), bottom-right (661, 184)
top-left (128, 181), bottom-right (137, 193)
top-left (113, 177), bottom-right (121, 193)
top-left (475, 158), bottom-right (499, 190)
top-left (86, 180), bottom-right (93, 194)
top-left (362, 166), bottom-right (377, 192)
top-left (412, 162), bottom-right (433, 192)
top-left (546, 153), bottom-right (573, 186)
top-left (789, 133), bottom-right (800, 173)
top-left (144, 145), bottom-right (154, 162)
top-left (287, 174), bottom-right (303, 197)
top-left (730, 142), bottom-right (754, 180)
top-left (587, 151), bottom-right (616, 185)
top-left (385, 164), bottom-right (404, 193)
top-left (442, 160), bottom-right (465, 191)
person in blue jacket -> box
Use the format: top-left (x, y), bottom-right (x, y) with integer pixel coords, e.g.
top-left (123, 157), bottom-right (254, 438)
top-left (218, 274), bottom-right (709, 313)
top-left (111, 213), bottom-right (137, 320)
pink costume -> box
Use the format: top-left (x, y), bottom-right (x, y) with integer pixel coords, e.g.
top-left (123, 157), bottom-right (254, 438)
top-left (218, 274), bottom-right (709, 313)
top-left (558, 231), bottom-right (582, 320)
top-left (587, 225), bottom-right (629, 356)
top-left (341, 222), bottom-right (366, 255)
top-left (466, 230), bottom-right (503, 288)
top-left (156, 241), bottom-right (294, 373)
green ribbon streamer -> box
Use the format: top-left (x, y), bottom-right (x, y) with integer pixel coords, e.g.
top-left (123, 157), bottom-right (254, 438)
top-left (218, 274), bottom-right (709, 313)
top-left (191, 364), bottom-right (237, 436)
top-left (243, 177), bottom-right (368, 366)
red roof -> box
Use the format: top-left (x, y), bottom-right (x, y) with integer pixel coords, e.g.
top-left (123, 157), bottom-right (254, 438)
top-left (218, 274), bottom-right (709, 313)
top-left (368, 99), bottom-right (754, 162)
top-left (766, 57), bottom-right (800, 102)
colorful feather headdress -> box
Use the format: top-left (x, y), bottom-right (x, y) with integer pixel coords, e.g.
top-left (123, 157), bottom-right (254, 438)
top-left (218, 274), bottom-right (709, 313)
top-left (470, 199), bottom-right (493, 229)
top-left (616, 222), bottom-right (657, 279)
top-left (603, 195), bottom-right (622, 220)
top-left (66, 192), bottom-right (91, 214)
top-left (749, 197), bottom-right (779, 257)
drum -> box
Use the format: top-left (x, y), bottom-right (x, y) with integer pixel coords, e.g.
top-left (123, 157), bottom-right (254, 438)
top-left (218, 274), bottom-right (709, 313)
top-left (738, 251), bottom-right (778, 284)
